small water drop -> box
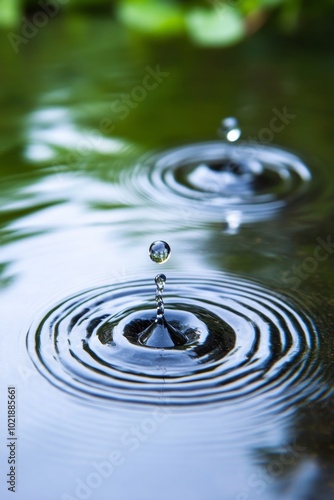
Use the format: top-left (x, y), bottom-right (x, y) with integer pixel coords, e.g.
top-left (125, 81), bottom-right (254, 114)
top-left (219, 117), bottom-right (241, 142)
top-left (149, 240), bottom-right (171, 264)
top-left (155, 273), bottom-right (166, 290)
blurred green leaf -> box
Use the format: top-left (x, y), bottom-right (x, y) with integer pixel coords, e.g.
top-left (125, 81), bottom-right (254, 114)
top-left (279, 0), bottom-right (302, 32)
top-left (1, 0), bottom-right (334, 46)
top-left (117, 0), bottom-right (185, 36)
top-left (260, 0), bottom-right (284, 6)
top-left (186, 6), bottom-right (245, 47)
top-left (0, 0), bottom-right (21, 28)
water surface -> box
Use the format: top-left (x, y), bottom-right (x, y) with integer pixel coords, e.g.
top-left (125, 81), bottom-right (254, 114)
top-left (1, 16), bottom-right (334, 500)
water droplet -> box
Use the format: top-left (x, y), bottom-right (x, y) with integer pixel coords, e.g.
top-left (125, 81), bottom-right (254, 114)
top-left (155, 273), bottom-right (166, 291)
top-left (219, 117), bottom-right (241, 142)
top-left (149, 240), bottom-right (171, 264)
top-left (138, 272), bottom-right (187, 348)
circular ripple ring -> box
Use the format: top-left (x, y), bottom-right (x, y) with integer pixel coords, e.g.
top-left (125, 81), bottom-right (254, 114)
top-left (128, 142), bottom-right (312, 223)
top-left (27, 272), bottom-right (323, 407)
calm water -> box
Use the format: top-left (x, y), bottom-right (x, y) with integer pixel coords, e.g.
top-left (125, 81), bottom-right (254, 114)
top-left (1, 16), bottom-right (334, 500)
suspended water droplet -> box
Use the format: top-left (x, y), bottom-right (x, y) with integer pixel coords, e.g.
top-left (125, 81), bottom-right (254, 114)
top-left (155, 273), bottom-right (166, 290)
top-left (149, 240), bottom-right (171, 264)
top-left (219, 117), bottom-right (241, 142)
top-left (136, 249), bottom-right (187, 348)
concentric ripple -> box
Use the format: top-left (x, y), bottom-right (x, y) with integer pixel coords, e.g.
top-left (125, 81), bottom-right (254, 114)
top-left (27, 272), bottom-right (323, 407)
top-left (128, 142), bottom-right (312, 224)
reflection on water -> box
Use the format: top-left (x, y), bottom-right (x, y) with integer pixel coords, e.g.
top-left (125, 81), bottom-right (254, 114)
top-left (1, 15), bottom-right (334, 500)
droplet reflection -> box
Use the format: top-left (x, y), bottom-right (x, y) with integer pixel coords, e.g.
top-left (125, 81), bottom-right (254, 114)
top-left (149, 240), bottom-right (171, 264)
